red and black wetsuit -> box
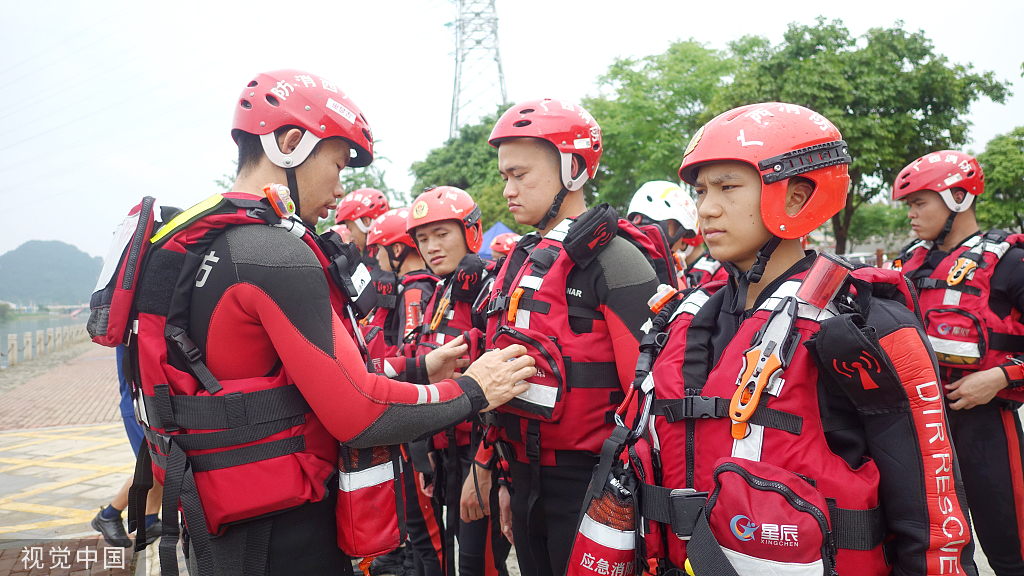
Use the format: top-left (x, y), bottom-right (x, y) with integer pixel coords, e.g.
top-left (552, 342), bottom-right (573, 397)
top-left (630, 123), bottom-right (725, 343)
top-left (186, 223), bottom-right (487, 575)
top-left (901, 231), bottom-right (1024, 576)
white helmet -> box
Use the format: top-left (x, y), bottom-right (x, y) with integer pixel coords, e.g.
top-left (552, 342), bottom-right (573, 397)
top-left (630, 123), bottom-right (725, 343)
top-left (627, 181), bottom-right (700, 247)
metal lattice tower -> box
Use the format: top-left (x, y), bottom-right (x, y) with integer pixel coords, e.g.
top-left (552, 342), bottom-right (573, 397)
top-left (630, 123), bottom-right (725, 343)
top-left (449, 0), bottom-right (508, 139)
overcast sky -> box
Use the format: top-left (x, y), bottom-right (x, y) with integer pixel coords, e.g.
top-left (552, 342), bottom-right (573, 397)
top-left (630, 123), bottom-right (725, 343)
top-left (1, 0), bottom-right (1021, 259)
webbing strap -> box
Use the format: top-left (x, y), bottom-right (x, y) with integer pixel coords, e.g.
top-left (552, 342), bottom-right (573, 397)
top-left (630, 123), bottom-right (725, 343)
top-left (516, 299), bottom-right (551, 315)
top-left (652, 397), bottom-right (803, 435)
top-left (443, 430), bottom-right (459, 576)
top-left (826, 499), bottom-right (888, 551)
top-left (990, 330), bottom-right (1024, 353)
top-left (915, 277), bottom-right (981, 296)
top-left (160, 442), bottom-right (215, 576)
top-left (377, 293), bottom-right (398, 309)
top-left (639, 484), bottom-right (707, 536)
top-left (150, 435), bottom-right (305, 472)
top-left (165, 325), bottom-right (223, 394)
top-left (128, 442), bottom-right (153, 542)
top-left (565, 361), bottom-right (620, 389)
top-left (144, 415), bottom-right (304, 453)
top-left (685, 512), bottom-right (741, 576)
top-left (144, 385), bottom-right (310, 430)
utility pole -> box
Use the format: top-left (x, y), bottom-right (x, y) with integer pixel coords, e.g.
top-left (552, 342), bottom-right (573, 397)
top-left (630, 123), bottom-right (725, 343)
top-left (449, 0), bottom-right (508, 139)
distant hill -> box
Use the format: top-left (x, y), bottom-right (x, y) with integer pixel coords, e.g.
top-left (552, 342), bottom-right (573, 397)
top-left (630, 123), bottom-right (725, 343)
top-left (0, 241), bottom-right (103, 305)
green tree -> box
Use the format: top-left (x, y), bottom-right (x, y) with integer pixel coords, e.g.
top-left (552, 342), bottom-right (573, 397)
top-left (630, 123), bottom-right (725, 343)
top-left (410, 105), bottom-right (530, 234)
top-left (976, 126), bottom-right (1024, 232)
top-left (715, 18), bottom-right (1009, 253)
top-left (846, 202), bottom-right (911, 251)
top-left (582, 40), bottom-right (734, 210)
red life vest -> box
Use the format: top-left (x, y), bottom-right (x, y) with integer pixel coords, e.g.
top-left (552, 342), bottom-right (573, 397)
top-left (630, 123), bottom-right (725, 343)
top-left (647, 267), bottom-right (971, 575)
top-left (364, 270), bottom-right (438, 370)
top-left (90, 193), bottom-right (390, 573)
top-left (685, 254), bottom-right (729, 288)
top-left (897, 231), bottom-right (1024, 403)
top-left (484, 205), bottom-right (663, 463)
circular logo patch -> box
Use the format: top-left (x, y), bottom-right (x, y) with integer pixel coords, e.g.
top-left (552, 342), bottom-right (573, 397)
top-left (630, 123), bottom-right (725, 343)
top-left (938, 323), bottom-right (951, 336)
top-left (412, 201), bottom-right (428, 219)
top-left (684, 124), bottom-right (705, 157)
top-left (730, 515), bottom-right (757, 541)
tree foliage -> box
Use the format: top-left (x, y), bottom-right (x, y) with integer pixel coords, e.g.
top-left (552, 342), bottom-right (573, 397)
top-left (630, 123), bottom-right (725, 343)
top-left (409, 105), bottom-right (530, 234)
top-left (715, 18), bottom-right (1010, 253)
top-left (846, 202), bottom-right (910, 251)
top-left (976, 126), bottom-right (1024, 232)
top-left (582, 41), bottom-right (734, 210)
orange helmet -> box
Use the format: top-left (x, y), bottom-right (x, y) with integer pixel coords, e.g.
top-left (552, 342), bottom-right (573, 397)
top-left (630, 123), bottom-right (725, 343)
top-left (407, 186), bottom-right (483, 253)
top-left (679, 102), bottom-right (851, 239)
top-left (892, 150), bottom-right (984, 212)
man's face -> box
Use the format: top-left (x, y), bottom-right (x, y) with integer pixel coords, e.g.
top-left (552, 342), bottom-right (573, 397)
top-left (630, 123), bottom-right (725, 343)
top-left (295, 138), bottom-right (351, 226)
top-left (374, 244), bottom-right (393, 272)
top-left (903, 190), bottom-right (950, 242)
top-left (497, 138), bottom-right (562, 226)
top-left (414, 220), bottom-right (469, 277)
top-left (342, 218), bottom-right (370, 250)
top-left (694, 161), bottom-right (772, 271)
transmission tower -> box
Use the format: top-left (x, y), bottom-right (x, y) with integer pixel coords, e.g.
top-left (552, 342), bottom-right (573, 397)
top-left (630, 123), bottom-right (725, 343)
top-left (449, 0), bottom-right (508, 139)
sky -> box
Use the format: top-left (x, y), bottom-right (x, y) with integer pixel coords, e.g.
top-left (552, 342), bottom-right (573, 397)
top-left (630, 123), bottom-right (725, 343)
top-left (1, 0), bottom-right (1021, 259)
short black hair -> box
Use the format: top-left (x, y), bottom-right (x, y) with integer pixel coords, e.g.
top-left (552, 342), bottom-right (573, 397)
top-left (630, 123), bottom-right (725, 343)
top-left (234, 126), bottom-right (327, 177)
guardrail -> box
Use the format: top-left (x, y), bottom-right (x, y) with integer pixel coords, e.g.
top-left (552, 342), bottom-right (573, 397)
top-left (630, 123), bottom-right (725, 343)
top-left (2, 324), bottom-right (89, 368)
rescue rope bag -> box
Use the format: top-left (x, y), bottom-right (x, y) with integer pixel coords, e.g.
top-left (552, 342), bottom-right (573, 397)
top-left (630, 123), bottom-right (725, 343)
top-left (88, 193), bottom-right (405, 576)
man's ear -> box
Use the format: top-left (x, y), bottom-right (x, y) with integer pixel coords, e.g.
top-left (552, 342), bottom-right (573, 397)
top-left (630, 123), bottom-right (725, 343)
top-left (571, 155), bottom-right (582, 179)
top-left (952, 189), bottom-right (966, 203)
top-left (392, 244), bottom-right (405, 258)
top-left (785, 178), bottom-right (815, 216)
top-left (277, 128), bottom-right (304, 154)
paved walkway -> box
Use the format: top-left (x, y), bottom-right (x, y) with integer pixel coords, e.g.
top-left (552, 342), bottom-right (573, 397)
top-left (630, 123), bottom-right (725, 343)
top-left (0, 343), bottom-right (1001, 575)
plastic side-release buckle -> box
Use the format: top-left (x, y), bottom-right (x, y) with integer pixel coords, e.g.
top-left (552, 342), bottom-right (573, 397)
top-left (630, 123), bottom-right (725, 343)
top-left (166, 326), bottom-right (202, 363)
top-left (524, 425), bottom-right (541, 463)
top-left (668, 488), bottom-right (708, 540)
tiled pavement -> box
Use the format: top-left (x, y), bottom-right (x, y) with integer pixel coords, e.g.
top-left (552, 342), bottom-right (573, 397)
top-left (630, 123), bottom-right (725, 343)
top-left (0, 342), bottom-right (1001, 575)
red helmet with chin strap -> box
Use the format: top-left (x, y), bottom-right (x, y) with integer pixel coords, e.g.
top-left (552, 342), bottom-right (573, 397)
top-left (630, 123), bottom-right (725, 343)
top-left (407, 186), bottom-right (484, 253)
top-left (679, 102), bottom-right (851, 240)
top-left (489, 99), bottom-right (602, 229)
top-left (232, 69), bottom-right (374, 169)
top-left (334, 188), bottom-right (391, 232)
top-left (892, 150), bottom-right (984, 212)
top-left (367, 208), bottom-right (416, 250)
top-left (490, 232), bottom-right (521, 255)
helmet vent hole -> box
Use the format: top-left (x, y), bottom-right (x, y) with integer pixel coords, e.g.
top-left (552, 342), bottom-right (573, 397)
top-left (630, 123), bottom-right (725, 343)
top-left (513, 119), bottom-right (532, 128)
top-left (362, 128), bottom-right (372, 142)
top-left (240, 99), bottom-right (252, 109)
top-left (967, 170), bottom-right (975, 177)
top-left (646, 195), bottom-right (653, 202)
top-left (265, 94), bottom-right (280, 107)
top-left (593, 142), bottom-right (600, 151)
top-left (899, 182), bottom-right (910, 190)
top-left (519, 108), bottom-right (535, 114)
top-left (248, 80), bottom-right (258, 87)
top-left (664, 200), bottom-right (671, 207)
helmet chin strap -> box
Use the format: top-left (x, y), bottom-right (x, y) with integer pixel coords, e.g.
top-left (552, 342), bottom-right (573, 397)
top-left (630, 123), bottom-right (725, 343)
top-left (746, 236), bottom-right (782, 284)
top-left (933, 210), bottom-right (958, 249)
top-left (386, 244), bottom-right (409, 274)
top-left (285, 167), bottom-right (301, 221)
top-left (534, 186), bottom-right (569, 231)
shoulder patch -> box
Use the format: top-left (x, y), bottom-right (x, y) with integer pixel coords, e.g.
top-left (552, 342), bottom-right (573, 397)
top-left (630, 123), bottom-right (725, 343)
top-left (596, 235), bottom-right (657, 290)
top-left (224, 225), bottom-right (319, 269)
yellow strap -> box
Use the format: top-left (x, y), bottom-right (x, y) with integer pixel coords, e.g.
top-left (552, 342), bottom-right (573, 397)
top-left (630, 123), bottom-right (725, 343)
top-left (150, 194), bottom-right (226, 244)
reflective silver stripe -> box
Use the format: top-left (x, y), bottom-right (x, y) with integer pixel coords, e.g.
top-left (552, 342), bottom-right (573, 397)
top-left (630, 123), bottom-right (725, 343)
top-left (578, 513), bottom-right (634, 551)
top-left (732, 422), bottom-right (764, 462)
top-left (515, 381), bottom-right (557, 408)
top-left (722, 547), bottom-right (824, 576)
top-left (692, 257), bottom-right (721, 274)
top-left (759, 281), bottom-right (838, 321)
top-left (520, 275), bottom-right (544, 290)
top-left (545, 219), bottom-right (572, 243)
top-left (514, 309), bottom-right (531, 329)
top-left (338, 462), bottom-right (394, 492)
top-left (384, 361), bottom-right (399, 379)
top-left (673, 289), bottom-right (710, 321)
top-left (416, 385), bottom-right (427, 405)
top-left (928, 336), bottom-right (981, 359)
top-left (943, 289), bottom-right (962, 306)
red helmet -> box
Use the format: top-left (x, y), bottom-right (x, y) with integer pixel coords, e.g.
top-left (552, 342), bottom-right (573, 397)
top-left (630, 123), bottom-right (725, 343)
top-left (334, 188), bottom-right (391, 230)
top-left (232, 69), bottom-right (373, 169)
top-left (407, 186), bottom-right (483, 253)
top-left (488, 99), bottom-right (602, 192)
top-left (892, 150), bottom-right (984, 213)
top-left (490, 232), bottom-right (520, 255)
top-left (679, 102), bottom-right (851, 239)
top-left (367, 208), bottom-right (416, 250)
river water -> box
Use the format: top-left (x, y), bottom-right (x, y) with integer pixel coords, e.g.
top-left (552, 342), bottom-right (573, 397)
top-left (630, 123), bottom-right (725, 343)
top-left (0, 315), bottom-right (87, 368)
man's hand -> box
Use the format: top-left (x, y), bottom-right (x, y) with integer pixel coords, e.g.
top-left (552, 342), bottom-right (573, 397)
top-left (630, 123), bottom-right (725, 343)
top-left (460, 463), bottom-right (492, 522)
top-left (418, 472), bottom-right (434, 498)
top-left (498, 485), bottom-right (513, 544)
top-left (425, 335), bottom-right (471, 384)
top-left (946, 366), bottom-right (1008, 410)
top-left (463, 345), bottom-right (536, 411)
